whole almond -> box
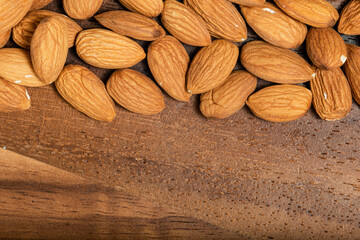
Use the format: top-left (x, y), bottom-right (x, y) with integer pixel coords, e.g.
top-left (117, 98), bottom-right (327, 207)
top-left (246, 85), bottom-right (312, 122)
top-left (274, 0), bottom-right (339, 28)
top-left (95, 11), bottom-right (165, 41)
top-left (31, 0), bottom-right (53, 10)
top-left (31, 16), bottom-right (68, 84)
top-left (107, 69), bottom-right (165, 115)
top-left (311, 68), bottom-right (352, 121)
top-left (338, 0), bottom-right (360, 35)
top-left (161, 0), bottom-right (211, 47)
top-left (241, 41), bottom-right (314, 84)
top-left (187, 39), bottom-right (239, 94)
top-left (343, 44), bottom-right (360, 105)
top-left (148, 36), bottom-right (192, 102)
top-left (200, 71), bottom-right (257, 119)
top-left (63, 0), bottom-right (103, 20)
top-left (0, 0), bottom-right (33, 33)
top-left (55, 65), bottom-right (116, 122)
top-left (0, 28), bottom-right (11, 48)
top-left (0, 48), bottom-right (45, 87)
top-left (119, 0), bottom-right (163, 18)
top-left (184, 0), bottom-right (247, 42)
top-left (0, 77), bottom-right (31, 113)
top-left (76, 29), bottom-right (146, 69)
top-left (228, 0), bottom-right (265, 6)
top-left (13, 10), bottom-right (82, 49)
top-left (241, 2), bottom-right (307, 49)
top-left (306, 27), bottom-right (347, 70)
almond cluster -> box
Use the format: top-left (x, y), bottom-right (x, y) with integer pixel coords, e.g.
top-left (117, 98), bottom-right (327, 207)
top-left (0, 0), bottom-right (359, 123)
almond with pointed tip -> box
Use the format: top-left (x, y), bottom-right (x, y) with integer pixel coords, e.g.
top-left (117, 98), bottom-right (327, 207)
top-left (343, 44), bottom-right (360, 105)
top-left (274, 0), bottom-right (339, 28)
top-left (338, 0), bottom-right (360, 35)
top-left (107, 69), bottom-right (165, 115)
top-left (0, 28), bottom-right (11, 48)
top-left (119, 0), bottom-right (163, 18)
top-left (246, 85), bottom-right (312, 122)
top-left (184, 0), bottom-right (247, 42)
top-left (148, 36), bottom-right (191, 102)
top-left (31, 16), bottom-right (68, 84)
top-left (13, 10), bottom-right (82, 49)
top-left (241, 41), bottom-right (314, 84)
top-left (63, 0), bottom-right (103, 20)
top-left (241, 2), bottom-right (307, 49)
top-left (187, 39), bottom-right (239, 94)
top-left (200, 71), bottom-right (257, 119)
top-left (311, 68), bottom-right (352, 121)
top-left (0, 0), bottom-right (33, 33)
top-left (95, 11), bottom-right (165, 41)
top-left (161, 0), bottom-right (211, 47)
top-left (228, 0), bottom-right (265, 6)
top-left (31, 0), bottom-right (53, 10)
top-left (0, 48), bottom-right (45, 87)
top-left (0, 77), bottom-right (31, 113)
top-left (76, 29), bottom-right (146, 69)
top-left (306, 27), bottom-right (347, 70)
top-left (55, 65), bottom-right (116, 122)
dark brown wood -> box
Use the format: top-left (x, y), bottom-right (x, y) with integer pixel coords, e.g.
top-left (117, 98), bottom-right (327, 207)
top-left (1, 0), bottom-right (360, 239)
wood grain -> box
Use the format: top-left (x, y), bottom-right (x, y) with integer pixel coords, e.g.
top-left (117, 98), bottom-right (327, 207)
top-left (1, 0), bottom-right (360, 239)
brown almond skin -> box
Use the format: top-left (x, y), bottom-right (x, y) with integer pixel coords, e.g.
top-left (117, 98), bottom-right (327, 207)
top-left (107, 69), bottom-right (165, 115)
top-left (0, 48), bottom-right (45, 87)
top-left (31, 16), bottom-right (68, 84)
top-left (241, 41), bottom-right (314, 84)
top-left (241, 2), bottom-right (307, 49)
top-left (95, 11), bottom-right (165, 41)
top-left (0, 0), bottom-right (33, 33)
top-left (55, 65), bottom-right (116, 122)
top-left (31, 0), bottom-right (53, 10)
top-left (0, 28), bottom-right (11, 48)
top-left (148, 36), bottom-right (192, 102)
top-left (13, 10), bottom-right (82, 49)
top-left (343, 44), bottom-right (360, 105)
top-left (228, 0), bottom-right (265, 6)
top-left (311, 68), bottom-right (352, 121)
top-left (119, 0), bottom-right (163, 18)
top-left (76, 29), bottom-right (146, 69)
top-left (0, 77), bottom-right (31, 113)
top-left (161, 0), bottom-right (211, 47)
top-left (306, 28), bottom-right (347, 70)
top-left (184, 0), bottom-right (247, 42)
top-left (338, 0), bottom-right (360, 35)
top-left (246, 85), bottom-right (312, 122)
top-left (187, 39), bottom-right (239, 94)
top-left (63, 0), bottom-right (103, 20)
top-left (274, 0), bottom-right (339, 28)
top-left (200, 71), bottom-right (257, 119)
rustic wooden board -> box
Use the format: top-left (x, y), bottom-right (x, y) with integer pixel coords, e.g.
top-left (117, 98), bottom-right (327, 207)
top-left (1, 0), bottom-right (360, 239)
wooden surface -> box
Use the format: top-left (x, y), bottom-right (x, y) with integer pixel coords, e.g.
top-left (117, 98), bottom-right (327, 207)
top-left (1, 0), bottom-right (360, 239)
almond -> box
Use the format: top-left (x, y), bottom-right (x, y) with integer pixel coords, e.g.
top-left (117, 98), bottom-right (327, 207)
top-left (55, 65), bottom-right (116, 122)
top-left (31, 16), bottom-right (68, 84)
top-left (241, 41), bottom-right (314, 84)
top-left (13, 10), bottom-right (82, 49)
top-left (76, 29), bottom-right (146, 69)
top-left (200, 71), bottom-right (257, 119)
top-left (343, 44), bottom-right (360, 105)
top-left (228, 0), bottom-right (265, 6)
top-left (241, 2), bottom-right (307, 49)
top-left (274, 0), bottom-right (339, 28)
top-left (148, 36), bottom-right (192, 102)
top-left (338, 0), bottom-right (360, 35)
top-left (161, 0), bottom-right (211, 47)
top-left (95, 11), bottom-right (165, 41)
top-left (31, 0), bottom-right (53, 10)
top-left (0, 28), bottom-right (11, 48)
top-left (246, 85), bottom-right (312, 122)
top-left (119, 0), bottom-right (163, 18)
top-left (0, 48), bottom-right (45, 87)
top-left (187, 39), bottom-right (239, 94)
top-left (106, 69), bottom-right (165, 115)
top-left (184, 0), bottom-right (247, 42)
top-left (306, 27), bottom-right (347, 70)
top-left (0, 0), bottom-right (33, 33)
top-left (311, 68), bottom-right (352, 121)
top-left (63, 0), bottom-right (103, 20)
top-left (0, 77), bottom-right (31, 113)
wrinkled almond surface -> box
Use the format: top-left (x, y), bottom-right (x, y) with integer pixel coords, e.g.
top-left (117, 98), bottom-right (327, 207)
top-left (0, 28), bottom-right (11, 49)
top-left (63, 0), bottom-right (103, 19)
top-left (228, 0), bottom-right (265, 6)
top-left (343, 44), bottom-right (360, 105)
top-left (338, 0), bottom-right (360, 35)
top-left (31, 0), bottom-right (53, 10)
top-left (0, 77), bottom-right (31, 113)
top-left (0, 0), bottom-right (33, 33)
top-left (119, 0), bottom-right (163, 18)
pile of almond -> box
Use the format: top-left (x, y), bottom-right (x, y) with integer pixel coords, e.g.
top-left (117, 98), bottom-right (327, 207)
top-left (1, 0), bottom-right (360, 123)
